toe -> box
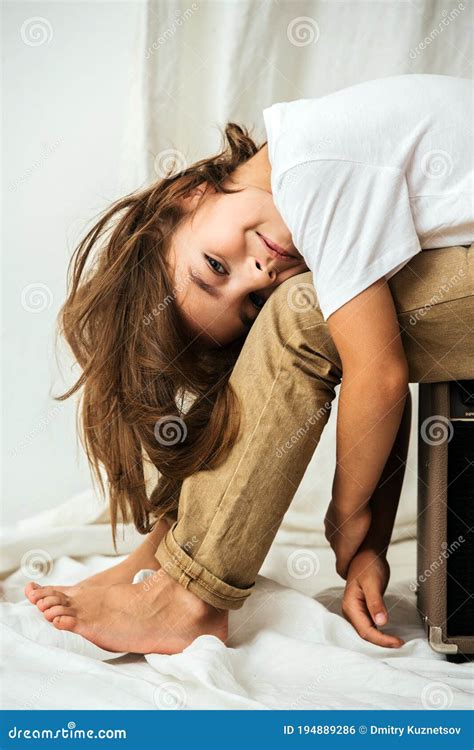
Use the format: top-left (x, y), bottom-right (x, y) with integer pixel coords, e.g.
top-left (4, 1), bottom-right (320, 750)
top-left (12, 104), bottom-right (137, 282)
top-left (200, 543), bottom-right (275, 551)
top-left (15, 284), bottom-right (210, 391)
top-left (37, 594), bottom-right (69, 612)
top-left (30, 585), bottom-right (72, 603)
top-left (52, 615), bottom-right (77, 631)
top-left (24, 582), bottom-right (40, 601)
top-left (44, 605), bottom-right (76, 622)
top-left (29, 586), bottom-right (57, 602)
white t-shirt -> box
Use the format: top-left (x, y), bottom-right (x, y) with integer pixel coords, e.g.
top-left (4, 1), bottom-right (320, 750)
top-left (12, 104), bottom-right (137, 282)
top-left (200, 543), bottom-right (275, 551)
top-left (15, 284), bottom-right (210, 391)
top-left (263, 74), bottom-right (474, 321)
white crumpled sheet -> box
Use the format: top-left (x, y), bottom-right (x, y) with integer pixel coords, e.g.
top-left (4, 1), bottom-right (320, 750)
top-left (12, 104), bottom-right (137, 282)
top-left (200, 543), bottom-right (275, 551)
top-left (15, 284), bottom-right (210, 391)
top-left (1, 489), bottom-right (472, 710)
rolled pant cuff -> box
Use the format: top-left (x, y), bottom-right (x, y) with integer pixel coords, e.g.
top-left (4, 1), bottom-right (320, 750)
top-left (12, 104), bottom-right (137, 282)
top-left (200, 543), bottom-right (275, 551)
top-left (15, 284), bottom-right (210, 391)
top-left (154, 522), bottom-right (255, 610)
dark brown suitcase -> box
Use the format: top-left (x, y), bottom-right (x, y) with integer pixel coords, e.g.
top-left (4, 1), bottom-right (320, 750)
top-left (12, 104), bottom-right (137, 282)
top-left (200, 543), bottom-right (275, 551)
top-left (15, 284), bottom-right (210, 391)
top-left (416, 379), bottom-right (474, 659)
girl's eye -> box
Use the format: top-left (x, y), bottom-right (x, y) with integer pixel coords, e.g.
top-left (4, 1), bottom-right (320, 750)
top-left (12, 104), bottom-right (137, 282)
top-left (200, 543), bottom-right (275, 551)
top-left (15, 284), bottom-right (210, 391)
top-left (205, 255), bottom-right (226, 275)
top-left (249, 292), bottom-right (265, 310)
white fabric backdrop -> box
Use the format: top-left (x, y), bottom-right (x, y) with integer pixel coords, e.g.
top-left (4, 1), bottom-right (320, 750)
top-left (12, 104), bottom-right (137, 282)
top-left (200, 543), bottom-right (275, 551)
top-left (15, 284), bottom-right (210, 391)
top-left (119, 0), bottom-right (473, 542)
top-left (120, 0), bottom-right (473, 190)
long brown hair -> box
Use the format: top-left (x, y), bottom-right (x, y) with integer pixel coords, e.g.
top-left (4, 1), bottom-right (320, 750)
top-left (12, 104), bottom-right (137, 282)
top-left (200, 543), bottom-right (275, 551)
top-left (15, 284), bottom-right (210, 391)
top-left (55, 124), bottom-right (264, 546)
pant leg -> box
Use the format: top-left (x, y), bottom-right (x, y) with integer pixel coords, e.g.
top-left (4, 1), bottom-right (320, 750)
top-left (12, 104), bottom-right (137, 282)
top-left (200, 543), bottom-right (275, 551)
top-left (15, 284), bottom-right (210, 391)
top-left (386, 243), bottom-right (474, 382)
top-left (155, 243), bottom-right (474, 609)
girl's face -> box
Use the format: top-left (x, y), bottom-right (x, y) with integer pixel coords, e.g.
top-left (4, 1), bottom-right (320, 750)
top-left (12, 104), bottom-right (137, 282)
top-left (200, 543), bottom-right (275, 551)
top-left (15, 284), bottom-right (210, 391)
top-left (169, 180), bottom-right (308, 346)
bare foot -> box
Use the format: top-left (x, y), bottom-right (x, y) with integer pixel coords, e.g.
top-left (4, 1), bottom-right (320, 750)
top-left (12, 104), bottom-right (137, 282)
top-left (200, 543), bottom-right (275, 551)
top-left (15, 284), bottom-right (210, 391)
top-left (28, 569), bottom-right (228, 655)
top-left (24, 518), bottom-right (169, 607)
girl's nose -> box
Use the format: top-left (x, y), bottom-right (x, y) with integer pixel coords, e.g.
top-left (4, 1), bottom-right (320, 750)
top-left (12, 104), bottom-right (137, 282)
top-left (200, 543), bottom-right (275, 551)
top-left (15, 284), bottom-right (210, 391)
top-left (252, 256), bottom-right (277, 283)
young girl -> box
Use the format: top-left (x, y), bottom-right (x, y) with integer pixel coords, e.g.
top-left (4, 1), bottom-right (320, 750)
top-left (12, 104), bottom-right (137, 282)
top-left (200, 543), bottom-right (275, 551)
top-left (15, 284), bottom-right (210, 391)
top-left (25, 73), bottom-right (473, 655)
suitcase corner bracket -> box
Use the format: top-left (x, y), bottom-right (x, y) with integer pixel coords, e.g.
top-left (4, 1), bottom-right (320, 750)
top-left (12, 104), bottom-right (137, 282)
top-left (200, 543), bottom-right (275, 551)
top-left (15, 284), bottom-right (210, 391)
top-left (429, 626), bottom-right (458, 654)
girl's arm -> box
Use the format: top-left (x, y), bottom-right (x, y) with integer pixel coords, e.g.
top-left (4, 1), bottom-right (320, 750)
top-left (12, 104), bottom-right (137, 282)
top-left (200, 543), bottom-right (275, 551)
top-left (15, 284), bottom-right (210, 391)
top-left (324, 278), bottom-right (410, 577)
top-left (358, 385), bottom-right (412, 556)
top-left (338, 389), bottom-right (412, 648)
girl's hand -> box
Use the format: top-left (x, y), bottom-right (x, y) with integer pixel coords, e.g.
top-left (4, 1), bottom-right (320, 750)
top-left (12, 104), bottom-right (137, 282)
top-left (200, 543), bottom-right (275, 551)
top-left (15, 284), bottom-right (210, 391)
top-left (341, 549), bottom-right (404, 648)
top-left (324, 500), bottom-right (372, 579)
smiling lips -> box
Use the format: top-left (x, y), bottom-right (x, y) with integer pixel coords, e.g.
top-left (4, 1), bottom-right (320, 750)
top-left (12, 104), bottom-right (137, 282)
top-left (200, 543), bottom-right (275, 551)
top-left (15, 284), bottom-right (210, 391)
top-left (257, 232), bottom-right (296, 262)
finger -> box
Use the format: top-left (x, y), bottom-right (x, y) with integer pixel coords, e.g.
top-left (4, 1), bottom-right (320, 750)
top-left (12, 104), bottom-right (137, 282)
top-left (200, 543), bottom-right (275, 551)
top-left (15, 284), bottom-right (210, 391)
top-left (343, 594), bottom-right (404, 648)
top-left (361, 576), bottom-right (389, 627)
top-left (353, 609), bottom-right (403, 648)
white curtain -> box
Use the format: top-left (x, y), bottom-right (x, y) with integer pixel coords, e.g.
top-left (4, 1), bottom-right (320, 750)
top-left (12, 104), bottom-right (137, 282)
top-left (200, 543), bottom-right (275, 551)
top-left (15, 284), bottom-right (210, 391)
top-left (120, 0), bottom-right (472, 541)
top-left (120, 0), bottom-right (472, 190)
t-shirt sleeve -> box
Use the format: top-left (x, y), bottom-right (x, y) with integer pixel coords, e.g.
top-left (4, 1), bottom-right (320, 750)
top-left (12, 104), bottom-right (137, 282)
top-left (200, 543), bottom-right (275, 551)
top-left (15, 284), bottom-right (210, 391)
top-left (274, 159), bottom-right (422, 321)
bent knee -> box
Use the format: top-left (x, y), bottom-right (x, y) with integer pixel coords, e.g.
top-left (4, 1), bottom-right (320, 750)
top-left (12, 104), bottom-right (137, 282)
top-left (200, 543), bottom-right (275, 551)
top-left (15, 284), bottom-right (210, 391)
top-left (257, 271), bottom-right (327, 344)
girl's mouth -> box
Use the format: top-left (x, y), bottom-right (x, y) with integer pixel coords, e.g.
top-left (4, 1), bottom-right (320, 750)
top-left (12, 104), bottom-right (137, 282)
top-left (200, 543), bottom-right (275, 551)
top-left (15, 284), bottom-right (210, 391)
top-left (256, 232), bottom-right (297, 261)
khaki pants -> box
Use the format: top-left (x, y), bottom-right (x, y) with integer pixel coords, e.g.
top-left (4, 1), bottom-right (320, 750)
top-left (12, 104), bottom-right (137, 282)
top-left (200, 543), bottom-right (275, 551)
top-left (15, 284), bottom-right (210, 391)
top-left (155, 243), bottom-right (474, 609)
